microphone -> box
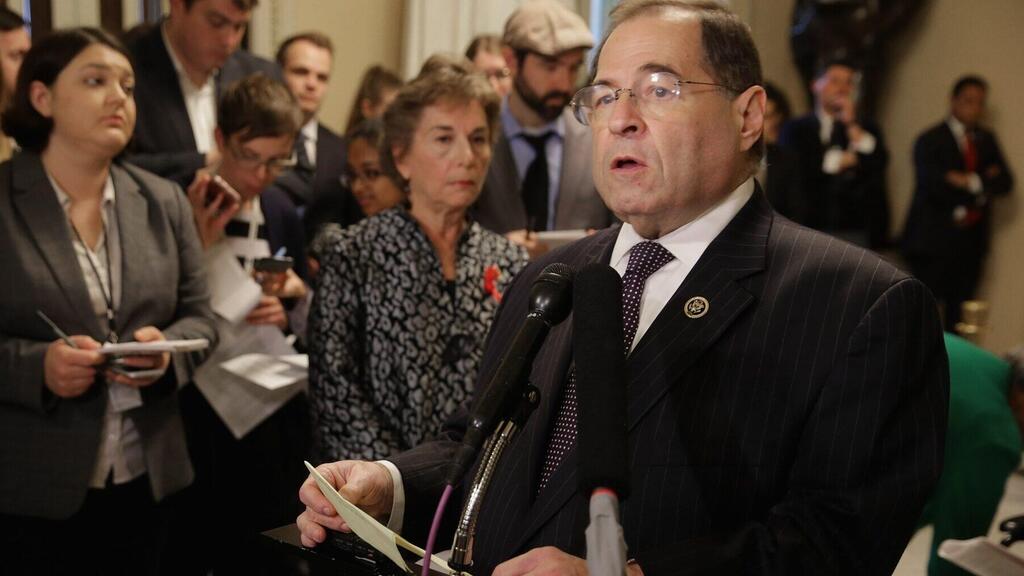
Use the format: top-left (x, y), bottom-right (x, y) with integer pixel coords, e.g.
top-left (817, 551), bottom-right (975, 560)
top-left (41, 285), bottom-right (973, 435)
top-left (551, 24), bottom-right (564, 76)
top-left (573, 263), bottom-right (629, 576)
top-left (445, 262), bottom-right (575, 485)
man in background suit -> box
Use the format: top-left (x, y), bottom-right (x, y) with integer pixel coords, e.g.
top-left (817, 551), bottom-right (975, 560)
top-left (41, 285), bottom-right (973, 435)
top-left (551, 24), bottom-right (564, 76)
top-left (779, 59), bottom-right (890, 249)
top-left (126, 0), bottom-right (279, 188)
top-left (0, 6), bottom-right (29, 104)
top-left (298, 2), bottom-right (948, 574)
top-left (472, 0), bottom-right (613, 254)
top-left (901, 75), bottom-right (1013, 330)
top-left (272, 31), bottom-right (361, 246)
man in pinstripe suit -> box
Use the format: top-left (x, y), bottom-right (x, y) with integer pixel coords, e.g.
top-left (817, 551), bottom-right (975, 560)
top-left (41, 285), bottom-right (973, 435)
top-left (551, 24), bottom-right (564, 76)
top-left (298, 2), bottom-right (949, 574)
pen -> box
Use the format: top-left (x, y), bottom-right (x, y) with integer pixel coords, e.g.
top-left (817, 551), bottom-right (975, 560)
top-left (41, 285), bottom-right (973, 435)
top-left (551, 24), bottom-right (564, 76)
top-left (36, 310), bottom-right (78, 349)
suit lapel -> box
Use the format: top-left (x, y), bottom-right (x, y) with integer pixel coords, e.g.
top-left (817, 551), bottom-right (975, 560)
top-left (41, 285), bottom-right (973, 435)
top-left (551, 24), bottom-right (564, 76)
top-left (490, 135), bottom-right (525, 225)
top-left (511, 229), bottom-right (618, 546)
top-left (111, 164), bottom-right (149, 336)
top-left (511, 191), bottom-right (772, 551)
top-left (10, 155), bottom-right (105, 338)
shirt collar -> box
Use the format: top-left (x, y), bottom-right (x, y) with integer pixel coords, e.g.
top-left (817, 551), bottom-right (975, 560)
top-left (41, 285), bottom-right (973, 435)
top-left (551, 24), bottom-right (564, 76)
top-left (947, 115), bottom-right (968, 141)
top-left (500, 98), bottom-right (565, 141)
top-left (610, 177), bottom-right (755, 269)
top-left (301, 118), bottom-right (319, 143)
top-left (161, 22), bottom-right (217, 90)
top-left (50, 172), bottom-right (116, 212)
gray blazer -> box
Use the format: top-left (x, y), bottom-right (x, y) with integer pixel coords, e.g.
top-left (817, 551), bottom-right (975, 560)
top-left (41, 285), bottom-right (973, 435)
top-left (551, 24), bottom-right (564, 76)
top-left (472, 108), bottom-right (613, 234)
top-left (0, 153), bottom-right (218, 519)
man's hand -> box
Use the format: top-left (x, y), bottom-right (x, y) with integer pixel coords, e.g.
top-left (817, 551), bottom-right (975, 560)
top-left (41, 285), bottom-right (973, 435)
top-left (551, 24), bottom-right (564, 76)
top-left (43, 335), bottom-right (104, 398)
top-left (494, 547), bottom-right (588, 576)
top-left (245, 295), bottom-right (288, 329)
top-left (187, 171), bottom-right (239, 249)
top-left (296, 461), bottom-right (395, 548)
top-left (494, 548), bottom-right (646, 576)
top-left (506, 229), bottom-right (550, 260)
top-left (945, 170), bottom-right (972, 189)
top-left (104, 326), bottom-right (170, 388)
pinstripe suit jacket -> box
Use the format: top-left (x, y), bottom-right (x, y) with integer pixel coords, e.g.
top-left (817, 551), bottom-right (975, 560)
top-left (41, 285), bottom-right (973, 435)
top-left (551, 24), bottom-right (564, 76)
top-left (391, 187), bottom-right (948, 575)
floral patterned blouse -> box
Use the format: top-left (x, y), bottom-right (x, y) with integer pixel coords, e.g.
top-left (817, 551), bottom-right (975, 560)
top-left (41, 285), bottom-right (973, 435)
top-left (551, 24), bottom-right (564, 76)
top-left (309, 207), bottom-right (528, 461)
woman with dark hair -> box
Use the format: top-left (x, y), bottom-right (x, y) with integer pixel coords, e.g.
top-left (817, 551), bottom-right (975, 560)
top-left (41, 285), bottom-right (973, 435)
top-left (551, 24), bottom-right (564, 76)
top-left (0, 28), bottom-right (217, 574)
top-left (344, 64), bottom-right (403, 133)
top-left (309, 62), bottom-right (528, 461)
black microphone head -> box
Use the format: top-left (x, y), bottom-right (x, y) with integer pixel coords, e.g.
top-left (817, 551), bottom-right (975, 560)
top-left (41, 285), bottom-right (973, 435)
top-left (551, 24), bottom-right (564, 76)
top-left (529, 262), bottom-right (574, 326)
top-left (573, 263), bottom-right (630, 498)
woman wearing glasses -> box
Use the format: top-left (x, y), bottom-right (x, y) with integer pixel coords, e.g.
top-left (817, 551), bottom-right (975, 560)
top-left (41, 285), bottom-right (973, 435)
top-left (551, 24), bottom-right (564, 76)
top-left (183, 74), bottom-right (317, 572)
top-left (0, 28), bottom-right (217, 573)
top-left (308, 59), bottom-right (529, 462)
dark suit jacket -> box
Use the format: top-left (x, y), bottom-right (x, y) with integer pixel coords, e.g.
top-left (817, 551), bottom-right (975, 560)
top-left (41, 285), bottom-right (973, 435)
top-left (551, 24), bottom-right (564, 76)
top-left (260, 186), bottom-right (309, 281)
top-left (391, 188), bottom-right (948, 575)
top-left (762, 142), bottom-right (803, 222)
top-left (126, 23), bottom-right (280, 188)
top-left (901, 121), bottom-right (1013, 264)
top-left (778, 113), bottom-right (890, 249)
top-left (269, 122), bottom-right (363, 243)
top-left (471, 108), bottom-right (613, 234)
top-left (0, 154), bottom-right (218, 519)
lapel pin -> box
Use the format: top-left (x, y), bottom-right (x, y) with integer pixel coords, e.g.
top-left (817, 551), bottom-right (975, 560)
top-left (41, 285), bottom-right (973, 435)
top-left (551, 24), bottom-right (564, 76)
top-left (684, 296), bottom-right (709, 319)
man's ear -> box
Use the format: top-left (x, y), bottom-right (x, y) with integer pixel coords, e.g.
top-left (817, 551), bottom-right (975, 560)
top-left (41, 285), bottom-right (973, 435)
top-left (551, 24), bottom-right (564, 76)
top-left (214, 127), bottom-right (226, 153)
top-left (502, 46), bottom-right (519, 76)
top-left (28, 81), bottom-right (53, 118)
top-left (734, 85), bottom-right (766, 153)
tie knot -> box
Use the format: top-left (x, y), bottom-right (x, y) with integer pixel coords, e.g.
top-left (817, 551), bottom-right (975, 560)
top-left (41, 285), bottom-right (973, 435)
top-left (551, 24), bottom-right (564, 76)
top-left (625, 241), bottom-right (674, 282)
top-left (521, 131), bottom-right (554, 153)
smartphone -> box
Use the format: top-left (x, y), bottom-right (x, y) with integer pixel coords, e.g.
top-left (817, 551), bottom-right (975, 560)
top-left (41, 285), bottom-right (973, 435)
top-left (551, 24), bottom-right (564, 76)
top-left (253, 256), bottom-right (294, 274)
top-left (205, 174), bottom-right (241, 210)
top-left (109, 365), bottom-right (167, 380)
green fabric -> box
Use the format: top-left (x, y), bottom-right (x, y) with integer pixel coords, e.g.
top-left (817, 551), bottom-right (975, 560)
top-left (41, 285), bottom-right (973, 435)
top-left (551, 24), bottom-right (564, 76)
top-left (920, 333), bottom-right (1022, 576)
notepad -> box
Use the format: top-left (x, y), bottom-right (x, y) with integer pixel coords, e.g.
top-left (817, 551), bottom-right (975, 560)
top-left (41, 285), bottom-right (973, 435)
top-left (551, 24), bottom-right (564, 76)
top-left (99, 339), bottom-right (210, 355)
top-left (303, 461), bottom-right (454, 575)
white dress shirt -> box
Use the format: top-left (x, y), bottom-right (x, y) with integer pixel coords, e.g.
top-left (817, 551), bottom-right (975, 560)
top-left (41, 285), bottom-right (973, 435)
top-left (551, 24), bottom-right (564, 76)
top-left (817, 110), bottom-right (877, 175)
top-left (300, 118), bottom-right (318, 168)
top-left (609, 178), bottom-right (754, 353)
top-left (946, 116), bottom-right (984, 194)
top-left (50, 173), bottom-right (147, 488)
top-left (382, 178), bottom-right (756, 528)
top-left (162, 24), bottom-right (217, 154)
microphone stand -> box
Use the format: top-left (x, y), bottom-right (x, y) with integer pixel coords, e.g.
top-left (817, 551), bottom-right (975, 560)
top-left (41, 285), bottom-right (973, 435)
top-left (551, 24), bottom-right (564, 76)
top-left (449, 384), bottom-right (540, 575)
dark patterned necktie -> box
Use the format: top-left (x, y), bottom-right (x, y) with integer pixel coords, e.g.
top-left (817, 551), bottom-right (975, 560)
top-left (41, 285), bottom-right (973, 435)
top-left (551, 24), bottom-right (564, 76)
top-left (520, 132), bottom-right (554, 232)
top-left (537, 241), bottom-right (675, 492)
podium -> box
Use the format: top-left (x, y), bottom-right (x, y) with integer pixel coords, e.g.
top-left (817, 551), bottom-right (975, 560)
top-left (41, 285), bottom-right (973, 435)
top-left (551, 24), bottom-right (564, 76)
top-left (261, 524), bottom-right (448, 576)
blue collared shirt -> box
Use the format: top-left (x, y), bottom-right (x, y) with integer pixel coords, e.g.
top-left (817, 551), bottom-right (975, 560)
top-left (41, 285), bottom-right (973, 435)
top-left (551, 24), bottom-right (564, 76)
top-left (500, 101), bottom-right (565, 231)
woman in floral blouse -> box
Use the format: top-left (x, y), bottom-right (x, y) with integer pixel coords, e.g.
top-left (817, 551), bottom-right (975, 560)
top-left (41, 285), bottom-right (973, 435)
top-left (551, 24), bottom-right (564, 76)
top-left (309, 60), bottom-right (528, 461)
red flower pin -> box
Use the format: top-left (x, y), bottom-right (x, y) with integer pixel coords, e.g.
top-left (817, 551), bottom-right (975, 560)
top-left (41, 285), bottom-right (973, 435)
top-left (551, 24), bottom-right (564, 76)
top-left (483, 265), bottom-right (502, 303)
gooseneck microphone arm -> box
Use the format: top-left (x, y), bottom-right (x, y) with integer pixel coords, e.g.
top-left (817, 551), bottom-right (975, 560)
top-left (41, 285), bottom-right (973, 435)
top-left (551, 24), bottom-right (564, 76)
top-left (446, 263), bottom-right (574, 574)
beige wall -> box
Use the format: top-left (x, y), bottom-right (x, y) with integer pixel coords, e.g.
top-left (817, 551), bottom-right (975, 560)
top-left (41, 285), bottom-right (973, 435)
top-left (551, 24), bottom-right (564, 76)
top-left (745, 0), bottom-right (1024, 353)
top-left (288, 0), bottom-right (404, 134)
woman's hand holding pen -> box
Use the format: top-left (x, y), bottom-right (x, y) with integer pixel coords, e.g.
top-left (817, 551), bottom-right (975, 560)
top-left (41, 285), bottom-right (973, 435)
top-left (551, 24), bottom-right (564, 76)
top-left (44, 336), bottom-right (103, 398)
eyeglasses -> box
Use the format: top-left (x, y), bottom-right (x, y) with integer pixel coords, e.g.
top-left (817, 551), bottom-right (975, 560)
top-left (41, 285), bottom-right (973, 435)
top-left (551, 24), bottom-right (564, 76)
top-left (484, 67), bottom-right (511, 80)
top-left (227, 142), bottom-right (297, 173)
top-left (571, 72), bottom-right (740, 127)
top-left (339, 167), bottom-right (386, 189)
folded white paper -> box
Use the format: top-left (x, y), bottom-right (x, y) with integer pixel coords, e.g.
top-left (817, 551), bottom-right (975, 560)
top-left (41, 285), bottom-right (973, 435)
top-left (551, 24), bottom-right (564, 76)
top-left (194, 322), bottom-right (301, 439)
top-left (304, 461), bottom-right (453, 575)
top-left (99, 338), bottom-right (210, 355)
top-left (220, 353), bottom-right (308, 390)
top-left (938, 537), bottom-right (1024, 576)
top-left (204, 242), bottom-right (263, 323)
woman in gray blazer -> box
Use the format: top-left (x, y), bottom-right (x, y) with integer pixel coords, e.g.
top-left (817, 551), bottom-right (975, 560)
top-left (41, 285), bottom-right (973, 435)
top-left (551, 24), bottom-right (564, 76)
top-left (0, 29), bottom-right (217, 575)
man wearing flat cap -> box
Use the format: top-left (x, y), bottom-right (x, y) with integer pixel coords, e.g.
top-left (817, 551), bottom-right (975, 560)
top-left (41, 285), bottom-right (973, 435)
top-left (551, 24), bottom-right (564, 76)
top-left (472, 0), bottom-right (614, 253)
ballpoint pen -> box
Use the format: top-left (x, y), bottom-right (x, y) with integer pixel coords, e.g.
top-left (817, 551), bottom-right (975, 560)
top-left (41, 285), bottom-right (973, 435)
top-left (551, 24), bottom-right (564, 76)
top-left (36, 310), bottom-right (78, 349)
